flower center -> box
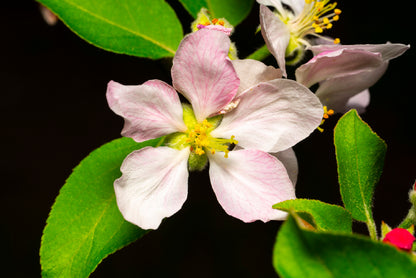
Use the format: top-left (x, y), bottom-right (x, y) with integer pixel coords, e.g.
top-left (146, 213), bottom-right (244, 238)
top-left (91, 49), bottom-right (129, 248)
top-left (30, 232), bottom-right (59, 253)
top-left (186, 119), bottom-right (238, 158)
top-left (285, 0), bottom-right (342, 47)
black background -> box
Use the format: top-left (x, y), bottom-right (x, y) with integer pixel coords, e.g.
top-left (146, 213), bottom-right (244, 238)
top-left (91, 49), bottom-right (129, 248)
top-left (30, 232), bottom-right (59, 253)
top-left (2, 1), bottom-right (415, 277)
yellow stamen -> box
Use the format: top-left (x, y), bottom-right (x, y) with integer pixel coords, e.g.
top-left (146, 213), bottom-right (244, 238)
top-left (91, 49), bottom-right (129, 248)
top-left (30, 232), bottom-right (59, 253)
top-left (333, 38), bottom-right (340, 44)
top-left (318, 106), bottom-right (335, 132)
top-left (282, 0), bottom-right (342, 50)
top-left (186, 119), bottom-right (238, 158)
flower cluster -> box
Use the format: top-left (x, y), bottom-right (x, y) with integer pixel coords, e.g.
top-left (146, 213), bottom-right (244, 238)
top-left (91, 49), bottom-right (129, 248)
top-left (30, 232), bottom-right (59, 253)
top-left (106, 1), bottom-right (409, 231)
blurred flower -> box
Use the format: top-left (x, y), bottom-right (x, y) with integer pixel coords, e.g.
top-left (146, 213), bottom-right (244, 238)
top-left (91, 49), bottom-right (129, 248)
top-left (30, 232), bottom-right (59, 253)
top-left (295, 43), bottom-right (410, 113)
top-left (106, 29), bottom-right (323, 229)
top-left (258, 0), bottom-right (342, 76)
top-left (383, 228), bottom-right (415, 252)
top-left (39, 4), bottom-right (58, 26)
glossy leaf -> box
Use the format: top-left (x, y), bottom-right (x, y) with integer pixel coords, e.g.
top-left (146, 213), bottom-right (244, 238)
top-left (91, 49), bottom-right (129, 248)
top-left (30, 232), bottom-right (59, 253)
top-left (40, 137), bottom-right (161, 277)
top-left (178, 0), bottom-right (254, 26)
top-left (273, 199), bottom-right (352, 233)
top-left (274, 214), bottom-right (416, 278)
top-left (37, 0), bottom-right (183, 58)
top-left (334, 109), bottom-right (386, 222)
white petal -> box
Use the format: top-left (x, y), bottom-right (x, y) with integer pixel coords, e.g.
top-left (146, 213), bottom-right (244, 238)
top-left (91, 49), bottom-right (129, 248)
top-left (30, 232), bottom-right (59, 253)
top-left (106, 80), bottom-right (186, 142)
top-left (307, 43), bottom-right (410, 61)
top-left (208, 149), bottom-right (296, 222)
top-left (211, 79), bottom-right (323, 153)
top-left (282, 0), bottom-right (305, 15)
top-left (257, 0), bottom-right (286, 15)
top-left (273, 148), bottom-right (298, 186)
top-left (316, 63), bottom-right (387, 113)
top-left (346, 89), bottom-right (371, 114)
top-left (260, 5), bottom-right (291, 77)
top-left (114, 147), bottom-right (190, 229)
top-left (232, 59), bottom-right (282, 97)
top-left (296, 49), bottom-right (384, 88)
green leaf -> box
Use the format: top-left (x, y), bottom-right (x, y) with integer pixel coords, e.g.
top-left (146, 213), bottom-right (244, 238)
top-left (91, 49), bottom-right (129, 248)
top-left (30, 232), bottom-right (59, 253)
top-left (334, 109), bottom-right (386, 223)
top-left (37, 0), bottom-right (183, 58)
top-left (273, 199), bottom-right (352, 233)
top-left (178, 0), bottom-right (254, 26)
top-left (40, 137), bottom-right (161, 277)
top-left (274, 214), bottom-right (416, 278)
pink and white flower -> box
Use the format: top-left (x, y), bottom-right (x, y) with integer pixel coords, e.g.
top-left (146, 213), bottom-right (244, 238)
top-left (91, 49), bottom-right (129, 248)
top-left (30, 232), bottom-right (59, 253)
top-left (106, 29), bottom-right (323, 229)
top-left (295, 43), bottom-right (410, 113)
top-left (258, 0), bottom-right (342, 76)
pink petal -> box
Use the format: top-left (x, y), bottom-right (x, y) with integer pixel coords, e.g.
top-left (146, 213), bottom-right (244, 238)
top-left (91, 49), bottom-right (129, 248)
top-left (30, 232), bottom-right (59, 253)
top-left (296, 49), bottom-right (384, 88)
top-left (232, 59), bottom-right (282, 97)
top-left (211, 79), bottom-right (323, 153)
top-left (106, 80), bottom-right (186, 142)
top-left (172, 29), bottom-right (239, 122)
top-left (260, 5), bottom-right (291, 77)
top-left (114, 147), bottom-right (190, 230)
top-left (316, 63), bottom-right (388, 113)
top-left (208, 149), bottom-right (296, 222)
top-left (273, 148), bottom-right (298, 186)
top-left (197, 24), bottom-right (232, 36)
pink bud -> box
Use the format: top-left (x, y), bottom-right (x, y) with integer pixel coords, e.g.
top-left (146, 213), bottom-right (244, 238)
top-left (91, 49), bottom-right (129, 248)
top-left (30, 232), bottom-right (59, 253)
top-left (383, 228), bottom-right (415, 251)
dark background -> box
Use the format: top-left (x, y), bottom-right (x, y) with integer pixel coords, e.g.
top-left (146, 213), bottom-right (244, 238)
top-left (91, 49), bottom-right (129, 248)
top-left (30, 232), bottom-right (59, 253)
top-left (2, 1), bottom-right (415, 277)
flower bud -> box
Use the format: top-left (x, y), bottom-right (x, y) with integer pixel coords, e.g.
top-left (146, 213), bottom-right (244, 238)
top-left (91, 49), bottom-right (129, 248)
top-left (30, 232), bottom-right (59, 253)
top-left (383, 228), bottom-right (415, 252)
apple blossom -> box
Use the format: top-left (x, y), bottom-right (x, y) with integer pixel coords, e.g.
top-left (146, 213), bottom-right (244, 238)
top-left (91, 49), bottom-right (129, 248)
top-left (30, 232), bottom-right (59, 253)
top-left (106, 29), bottom-right (323, 229)
top-left (295, 43), bottom-right (410, 113)
top-left (258, 0), bottom-right (342, 76)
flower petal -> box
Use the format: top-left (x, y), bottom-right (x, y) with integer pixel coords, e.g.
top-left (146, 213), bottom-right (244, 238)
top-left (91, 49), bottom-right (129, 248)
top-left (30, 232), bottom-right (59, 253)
top-left (346, 89), bottom-right (370, 114)
top-left (211, 79), bottom-right (323, 153)
top-left (273, 148), bottom-right (298, 186)
top-left (208, 149), bottom-right (296, 222)
top-left (316, 63), bottom-right (388, 112)
top-left (307, 43), bottom-right (410, 61)
top-left (172, 29), bottom-right (239, 122)
top-left (260, 5), bottom-right (291, 77)
top-left (257, 0), bottom-right (286, 14)
top-left (114, 147), bottom-right (190, 230)
top-left (296, 49), bottom-right (384, 88)
top-left (232, 59), bottom-right (282, 97)
top-left (283, 0), bottom-right (305, 15)
top-left (106, 80), bottom-right (186, 142)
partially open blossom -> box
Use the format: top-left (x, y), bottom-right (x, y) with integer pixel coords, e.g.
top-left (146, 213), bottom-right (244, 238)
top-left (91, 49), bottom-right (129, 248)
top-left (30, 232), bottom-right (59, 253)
top-left (106, 29), bottom-right (323, 229)
top-left (383, 228), bottom-right (415, 252)
top-left (191, 8), bottom-right (233, 36)
top-left (295, 43), bottom-right (410, 113)
top-left (258, 0), bottom-right (342, 76)
top-left (190, 8), bottom-right (238, 59)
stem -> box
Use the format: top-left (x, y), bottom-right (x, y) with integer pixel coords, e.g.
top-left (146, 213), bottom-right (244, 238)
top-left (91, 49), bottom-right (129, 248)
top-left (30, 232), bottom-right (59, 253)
top-left (245, 44), bottom-right (270, 61)
top-left (156, 136), bottom-right (166, 147)
top-left (366, 216), bottom-right (378, 240)
top-left (398, 209), bottom-right (415, 229)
